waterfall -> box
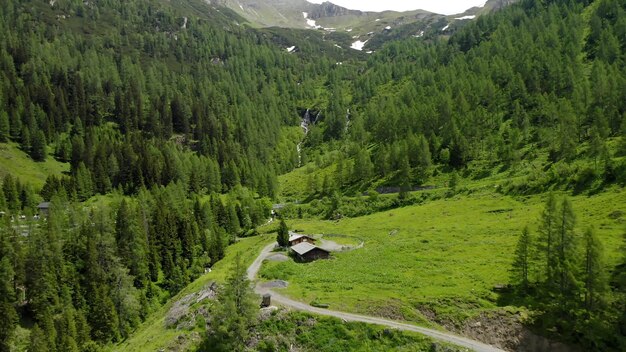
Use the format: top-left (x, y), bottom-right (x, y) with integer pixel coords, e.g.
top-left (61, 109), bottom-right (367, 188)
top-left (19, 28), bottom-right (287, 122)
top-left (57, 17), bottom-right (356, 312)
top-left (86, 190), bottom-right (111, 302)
top-left (297, 109), bottom-right (311, 167)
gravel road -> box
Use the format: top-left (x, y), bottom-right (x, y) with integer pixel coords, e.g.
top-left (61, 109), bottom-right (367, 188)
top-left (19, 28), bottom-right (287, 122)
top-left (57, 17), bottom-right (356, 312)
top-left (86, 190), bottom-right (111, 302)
top-left (248, 242), bottom-right (505, 352)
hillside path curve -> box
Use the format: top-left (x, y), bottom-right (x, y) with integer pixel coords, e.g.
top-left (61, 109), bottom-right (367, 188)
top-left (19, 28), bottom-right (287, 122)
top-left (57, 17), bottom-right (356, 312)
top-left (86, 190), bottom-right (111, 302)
top-left (247, 242), bottom-right (505, 352)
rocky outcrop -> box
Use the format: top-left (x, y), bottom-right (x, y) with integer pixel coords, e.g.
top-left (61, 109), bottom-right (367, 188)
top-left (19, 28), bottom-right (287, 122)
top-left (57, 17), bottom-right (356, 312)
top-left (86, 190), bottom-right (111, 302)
top-left (309, 1), bottom-right (362, 19)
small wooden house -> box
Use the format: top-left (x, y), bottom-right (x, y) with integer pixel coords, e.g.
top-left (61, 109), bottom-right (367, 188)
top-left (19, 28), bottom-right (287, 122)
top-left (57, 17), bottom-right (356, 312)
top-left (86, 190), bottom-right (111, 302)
top-left (288, 234), bottom-right (316, 247)
top-left (290, 242), bottom-right (330, 262)
top-left (37, 202), bottom-right (51, 217)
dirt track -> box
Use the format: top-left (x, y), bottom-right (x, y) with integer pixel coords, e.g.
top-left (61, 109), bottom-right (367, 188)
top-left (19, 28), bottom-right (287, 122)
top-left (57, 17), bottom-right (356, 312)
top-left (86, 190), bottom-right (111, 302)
top-left (247, 242), bottom-right (505, 352)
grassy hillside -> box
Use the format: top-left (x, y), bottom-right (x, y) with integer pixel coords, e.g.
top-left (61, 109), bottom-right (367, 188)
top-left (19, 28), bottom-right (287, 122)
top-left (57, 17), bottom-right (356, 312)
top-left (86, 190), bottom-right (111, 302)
top-left (112, 235), bottom-right (275, 352)
top-left (0, 143), bottom-right (69, 187)
top-left (260, 187), bottom-right (625, 323)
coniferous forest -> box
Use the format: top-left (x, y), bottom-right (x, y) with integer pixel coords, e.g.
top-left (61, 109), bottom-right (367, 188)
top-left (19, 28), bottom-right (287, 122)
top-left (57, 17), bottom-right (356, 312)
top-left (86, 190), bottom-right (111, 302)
top-left (0, 0), bottom-right (624, 351)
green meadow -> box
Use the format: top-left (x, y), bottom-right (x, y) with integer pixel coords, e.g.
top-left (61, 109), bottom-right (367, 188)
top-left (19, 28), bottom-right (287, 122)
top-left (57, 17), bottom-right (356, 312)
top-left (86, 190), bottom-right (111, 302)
top-left (0, 142), bottom-right (69, 187)
top-left (260, 187), bottom-right (626, 324)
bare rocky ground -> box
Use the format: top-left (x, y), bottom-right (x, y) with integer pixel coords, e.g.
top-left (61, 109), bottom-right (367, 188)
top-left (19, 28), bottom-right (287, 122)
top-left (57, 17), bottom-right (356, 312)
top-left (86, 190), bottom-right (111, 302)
top-left (165, 282), bottom-right (217, 330)
top-left (419, 307), bottom-right (578, 352)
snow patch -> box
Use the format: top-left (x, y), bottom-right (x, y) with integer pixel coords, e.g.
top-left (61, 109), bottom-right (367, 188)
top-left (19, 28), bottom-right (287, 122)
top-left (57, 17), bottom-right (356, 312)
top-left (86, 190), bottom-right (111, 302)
top-left (239, 4), bottom-right (244, 10)
top-left (346, 28), bottom-right (353, 32)
top-left (366, 51), bottom-right (373, 54)
top-left (385, 26), bottom-right (391, 30)
top-left (302, 12), bottom-right (308, 18)
top-left (334, 44), bottom-right (342, 49)
top-left (182, 17), bottom-right (188, 29)
top-left (413, 30), bottom-right (424, 38)
top-left (286, 46), bottom-right (296, 53)
top-left (455, 15), bottom-right (476, 20)
top-left (50, 0), bottom-right (56, 6)
top-left (442, 24), bottom-right (450, 31)
top-left (375, 19), bottom-right (381, 22)
top-left (351, 40), bottom-right (368, 51)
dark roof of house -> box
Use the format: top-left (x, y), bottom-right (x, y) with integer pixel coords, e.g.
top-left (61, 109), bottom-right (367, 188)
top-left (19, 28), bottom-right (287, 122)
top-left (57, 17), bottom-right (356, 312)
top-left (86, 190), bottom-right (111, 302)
top-left (37, 202), bottom-right (51, 209)
top-left (290, 242), bottom-right (329, 256)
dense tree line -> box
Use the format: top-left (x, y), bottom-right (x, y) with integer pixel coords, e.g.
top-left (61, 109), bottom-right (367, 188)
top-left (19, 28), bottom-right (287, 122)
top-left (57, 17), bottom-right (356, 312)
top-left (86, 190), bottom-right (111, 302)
top-left (0, 176), bottom-right (270, 350)
top-left (0, 0), bottom-right (347, 198)
top-left (509, 194), bottom-right (626, 349)
top-left (302, 0), bottom-right (624, 197)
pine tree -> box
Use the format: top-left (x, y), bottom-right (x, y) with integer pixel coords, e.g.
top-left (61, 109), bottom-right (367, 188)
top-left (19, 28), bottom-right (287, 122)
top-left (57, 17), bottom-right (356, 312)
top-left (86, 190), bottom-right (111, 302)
top-left (398, 155), bottom-right (411, 200)
top-left (30, 129), bottom-right (47, 161)
top-left (582, 227), bottom-right (608, 313)
top-left (0, 231), bottom-right (17, 352)
top-left (510, 226), bottom-right (532, 291)
top-left (277, 219), bottom-right (289, 247)
top-left (28, 324), bottom-right (49, 352)
top-left (2, 174), bottom-right (20, 212)
top-left (0, 111), bottom-right (9, 143)
top-left (204, 254), bottom-right (257, 352)
top-left (555, 198), bottom-right (578, 299)
top-left (538, 193), bottom-right (558, 286)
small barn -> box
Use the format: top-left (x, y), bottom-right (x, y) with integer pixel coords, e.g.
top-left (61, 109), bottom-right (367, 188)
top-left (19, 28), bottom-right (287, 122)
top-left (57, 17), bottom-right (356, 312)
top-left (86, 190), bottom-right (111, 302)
top-left (288, 233), bottom-right (316, 247)
top-left (37, 202), bottom-right (51, 217)
top-left (290, 242), bottom-right (330, 262)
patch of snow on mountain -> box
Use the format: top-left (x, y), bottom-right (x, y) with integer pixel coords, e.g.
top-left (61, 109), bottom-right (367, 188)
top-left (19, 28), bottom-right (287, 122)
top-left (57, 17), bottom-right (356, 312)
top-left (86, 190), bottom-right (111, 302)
top-left (442, 24), bottom-right (450, 31)
top-left (182, 17), bottom-right (188, 29)
top-left (334, 44), bottom-right (342, 49)
top-left (413, 30), bottom-right (424, 38)
top-left (351, 40), bottom-right (368, 51)
top-left (385, 26), bottom-right (391, 30)
top-left (302, 12), bottom-right (308, 18)
top-left (455, 15), bottom-right (476, 20)
top-left (286, 46), bottom-right (296, 53)
top-left (375, 19), bottom-right (381, 22)
top-left (346, 28), bottom-right (353, 32)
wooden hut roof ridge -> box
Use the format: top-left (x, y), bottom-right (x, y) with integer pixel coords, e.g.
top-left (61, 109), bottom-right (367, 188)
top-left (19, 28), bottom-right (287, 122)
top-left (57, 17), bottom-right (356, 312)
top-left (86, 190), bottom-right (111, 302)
top-left (288, 233), bottom-right (314, 242)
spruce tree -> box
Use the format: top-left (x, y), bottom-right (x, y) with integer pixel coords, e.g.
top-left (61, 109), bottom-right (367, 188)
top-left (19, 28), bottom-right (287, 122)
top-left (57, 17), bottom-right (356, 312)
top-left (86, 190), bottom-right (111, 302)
top-left (30, 129), bottom-right (47, 161)
top-left (511, 226), bottom-right (532, 291)
top-left (0, 234), bottom-right (17, 352)
top-left (205, 254), bottom-right (257, 351)
top-left (538, 193), bottom-right (558, 286)
top-left (556, 199), bottom-right (579, 296)
top-left (0, 111), bottom-right (9, 143)
top-left (277, 219), bottom-right (289, 247)
top-left (582, 227), bottom-right (608, 313)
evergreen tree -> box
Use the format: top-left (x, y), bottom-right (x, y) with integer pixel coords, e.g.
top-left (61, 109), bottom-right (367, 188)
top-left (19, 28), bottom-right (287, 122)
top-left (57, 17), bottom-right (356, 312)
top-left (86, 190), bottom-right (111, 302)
top-left (30, 129), bottom-right (47, 161)
top-left (0, 111), bottom-right (9, 143)
top-left (277, 219), bottom-right (289, 247)
top-left (0, 232), bottom-right (17, 352)
top-left (510, 226), bottom-right (532, 291)
top-left (555, 198), bottom-right (579, 301)
top-left (204, 254), bottom-right (257, 351)
top-left (2, 175), bottom-right (20, 212)
top-left (28, 324), bottom-right (49, 352)
top-left (538, 193), bottom-right (558, 285)
top-left (582, 227), bottom-right (608, 313)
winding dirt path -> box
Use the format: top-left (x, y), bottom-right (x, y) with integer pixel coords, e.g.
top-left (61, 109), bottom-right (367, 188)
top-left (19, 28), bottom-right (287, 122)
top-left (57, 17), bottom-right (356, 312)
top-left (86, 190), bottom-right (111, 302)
top-left (247, 243), bottom-right (504, 352)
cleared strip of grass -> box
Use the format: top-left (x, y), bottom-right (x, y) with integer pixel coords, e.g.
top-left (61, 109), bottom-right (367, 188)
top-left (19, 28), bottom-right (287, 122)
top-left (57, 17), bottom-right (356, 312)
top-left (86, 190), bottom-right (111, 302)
top-left (0, 142), bottom-right (69, 187)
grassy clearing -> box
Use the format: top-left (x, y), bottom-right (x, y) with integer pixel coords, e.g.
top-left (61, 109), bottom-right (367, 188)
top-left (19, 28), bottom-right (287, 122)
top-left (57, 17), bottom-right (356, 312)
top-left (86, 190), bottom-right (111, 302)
top-left (112, 235), bottom-right (274, 352)
top-left (0, 142), bottom-right (69, 187)
top-left (256, 310), bottom-right (460, 352)
top-left (259, 187), bottom-right (626, 324)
